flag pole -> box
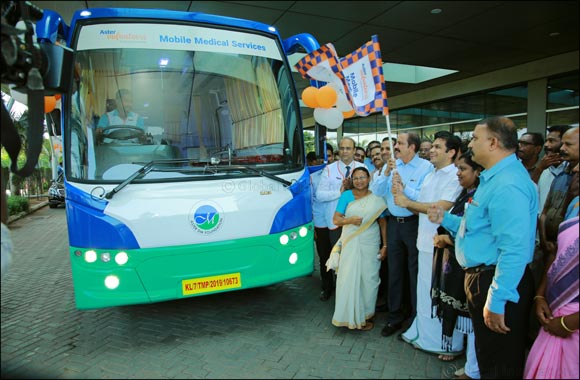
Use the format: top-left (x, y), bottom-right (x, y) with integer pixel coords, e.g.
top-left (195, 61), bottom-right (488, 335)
top-left (323, 135), bottom-right (328, 164)
top-left (385, 115), bottom-right (395, 161)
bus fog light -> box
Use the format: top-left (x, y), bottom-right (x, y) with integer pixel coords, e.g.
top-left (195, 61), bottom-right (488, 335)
top-left (101, 252), bottom-right (111, 262)
top-left (298, 227), bottom-right (307, 237)
top-left (85, 250), bottom-right (97, 263)
top-left (115, 252), bottom-right (128, 265)
top-left (279, 234), bottom-right (289, 245)
top-left (289, 231), bottom-right (298, 240)
top-left (104, 275), bottom-right (120, 289)
top-left (289, 252), bottom-right (298, 264)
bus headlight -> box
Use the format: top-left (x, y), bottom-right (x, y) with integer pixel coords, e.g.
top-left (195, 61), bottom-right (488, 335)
top-left (279, 234), bottom-right (289, 245)
top-left (115, 252), bottom-right (128, 265)
top-left (104, 275), bottom-right (120, 289)
top-left (289, 252), bottom-right (298, 264)
top-left (299, 227), bottom-right (308, 237)
top-left (85, 250), bottom-right (97, 263)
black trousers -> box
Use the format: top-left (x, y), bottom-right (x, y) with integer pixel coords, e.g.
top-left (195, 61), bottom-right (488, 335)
top-left (465, 266), bottom-right (533, 379)
top-left (386, 217), bottom-right (419, 325)
top-left (314, 227), bottom-right (333, 293)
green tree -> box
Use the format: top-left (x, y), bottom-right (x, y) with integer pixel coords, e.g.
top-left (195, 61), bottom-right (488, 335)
top-left (1, 109), bottom-right (52, 196)
top-left (304, 130), bottom-right (315, 155)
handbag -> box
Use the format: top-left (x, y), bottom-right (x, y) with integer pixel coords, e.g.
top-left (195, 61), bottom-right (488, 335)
top-left (325, 241), bottom-right (342, 272)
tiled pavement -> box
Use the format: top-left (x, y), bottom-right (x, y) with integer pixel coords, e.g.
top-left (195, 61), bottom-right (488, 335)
top-left (1, 206), bottom-right (463, 379)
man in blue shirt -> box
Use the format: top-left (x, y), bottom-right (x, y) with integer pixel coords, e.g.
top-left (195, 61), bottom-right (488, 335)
top-left (364, 140), bottom-right (380, 172)
top-left (374, 132), bottom-right (433, 337)
top-left (428, 116), bottom-right (537, 379)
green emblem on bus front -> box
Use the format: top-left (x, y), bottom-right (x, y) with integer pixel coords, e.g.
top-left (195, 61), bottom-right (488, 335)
top-left (190, 203), bottom-right (223, 234)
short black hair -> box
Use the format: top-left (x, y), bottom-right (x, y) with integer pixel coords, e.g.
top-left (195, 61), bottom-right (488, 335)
top-left (547, 125), bottom-right (572, 138)
top-left (406, 132), bottom-right (421, 153)
top-left (434, 131), bottom-right (461, 160)
top-left (522, 132), bottom-right (544, 147)
top-left (477, 116), bottom-right (518, 151)
top-left (351, 166), bottom-right (370, 178)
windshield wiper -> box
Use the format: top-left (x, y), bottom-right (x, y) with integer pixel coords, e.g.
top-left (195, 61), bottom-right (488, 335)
top-left (104, 159), bottom-right (192, 199)
top-left (209, 165), bottom-right (292, 187)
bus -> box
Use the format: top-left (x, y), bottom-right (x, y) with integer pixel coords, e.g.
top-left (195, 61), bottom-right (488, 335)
top-left (37, 7), bottom-right (320, 309)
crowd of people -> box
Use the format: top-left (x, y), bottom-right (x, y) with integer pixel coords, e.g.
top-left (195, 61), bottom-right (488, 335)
top-left (308, 117), bottom-right (579, 379)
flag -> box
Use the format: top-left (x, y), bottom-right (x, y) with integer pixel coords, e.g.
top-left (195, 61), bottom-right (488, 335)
top-left (339, 35), bottom-right (388, 116)
top-left (294, 36), bottom-right (389, 117)
top-left (294, 43), bottom-right (342, 84)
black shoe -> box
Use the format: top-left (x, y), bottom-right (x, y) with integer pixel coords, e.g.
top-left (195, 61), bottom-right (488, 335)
top-left (319, 290), bottom-right (331, 301)
top-left (381, 322), bottom-right (402, 337)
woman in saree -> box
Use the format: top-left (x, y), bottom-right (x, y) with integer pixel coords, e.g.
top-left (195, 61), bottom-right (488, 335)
top-left (431, 152), bottom-right (482, 378)
top-left (329, 167), bottom-right (387, 331)
top-left (525, 167), bottom-right (579, 380)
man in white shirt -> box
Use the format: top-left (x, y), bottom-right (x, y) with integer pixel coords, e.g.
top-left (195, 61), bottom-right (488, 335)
top-left (393, 131), bottom-right (464, 356)
top-left (315, 137), bottom-right (365, 301)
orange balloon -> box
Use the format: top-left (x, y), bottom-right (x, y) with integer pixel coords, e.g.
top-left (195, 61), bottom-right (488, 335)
top-left (54, 94), bottom-right (61, 100)
top-left (342, 109), bottom-right (356, 119)
top-left (302, 86), bottom-right (320, 108)
top-left (44, 96), bottom-right (57, 113)
top-left (316, 85), bottom-right (338, 108)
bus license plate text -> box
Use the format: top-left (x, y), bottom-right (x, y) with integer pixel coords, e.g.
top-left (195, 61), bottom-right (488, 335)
top-left (182, 273), bottom-right (242, 296)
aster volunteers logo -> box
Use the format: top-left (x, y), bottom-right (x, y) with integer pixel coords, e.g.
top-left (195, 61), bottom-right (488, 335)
top-left (189, 201), bottom-right (224, 234)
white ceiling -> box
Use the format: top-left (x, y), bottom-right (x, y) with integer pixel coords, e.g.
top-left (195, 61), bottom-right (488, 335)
top-left (31, 0), bottom-right (579, 101)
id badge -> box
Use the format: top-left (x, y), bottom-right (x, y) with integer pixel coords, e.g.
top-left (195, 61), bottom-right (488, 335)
top-left (458, 217), bottom-right (466, 239)
top-left (458, 202), bottom-right (468, 238)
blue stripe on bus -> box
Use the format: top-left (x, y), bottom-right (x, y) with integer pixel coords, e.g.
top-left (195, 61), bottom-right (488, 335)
top-left (65, 185), bottom-right (140, 249)
top-left (270, 169), bottom-right (312, 234)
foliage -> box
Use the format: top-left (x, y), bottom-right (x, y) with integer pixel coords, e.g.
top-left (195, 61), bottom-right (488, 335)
top-left (6, 196), bottom-right (29, 216)
top-left (0, 109), bottom-right (52, 170)
top-left (0, 109), bottom-right (28, 169)
top-left (304, 131), bottom-right (315, 155)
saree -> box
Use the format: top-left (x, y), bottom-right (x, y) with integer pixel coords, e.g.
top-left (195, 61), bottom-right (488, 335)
top-left (431, 189), bottom-right (475, 350)
top-left (524, 215), bottom-right (579, 379)
top-left (331, 193), bottom-right (387, 329)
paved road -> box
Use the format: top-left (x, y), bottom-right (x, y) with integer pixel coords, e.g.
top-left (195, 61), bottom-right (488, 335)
top-left (1, 206), bottom-right (462, 379)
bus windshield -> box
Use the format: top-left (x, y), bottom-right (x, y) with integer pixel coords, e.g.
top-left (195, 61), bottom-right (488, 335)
top-left (68, 22), bottom-right (303, 182)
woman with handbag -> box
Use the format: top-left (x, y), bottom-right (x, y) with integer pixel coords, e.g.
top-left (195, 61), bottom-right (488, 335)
top-left (329, 167), bottom-right (387, 331)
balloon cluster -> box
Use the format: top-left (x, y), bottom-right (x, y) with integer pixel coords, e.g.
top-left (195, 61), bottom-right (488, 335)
top-left (44, 94), bottom-right (61, 113)
top-left (301, 84), bottom-right (355, 130)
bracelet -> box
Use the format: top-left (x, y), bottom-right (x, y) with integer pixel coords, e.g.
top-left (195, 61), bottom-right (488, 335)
top-left (533, 295), bottom-right (545, 301)
top-left (560, 316), bottom-right (577, 333)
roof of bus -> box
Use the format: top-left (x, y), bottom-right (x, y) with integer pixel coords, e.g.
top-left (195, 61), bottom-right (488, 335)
top-left (70, 7), bottom-right (280, 38)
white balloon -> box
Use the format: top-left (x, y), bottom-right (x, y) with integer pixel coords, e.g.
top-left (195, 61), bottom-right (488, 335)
top-left (324, 108), bottom-right (344, 130)
top-left (314, 107), bottom-right (330, 126)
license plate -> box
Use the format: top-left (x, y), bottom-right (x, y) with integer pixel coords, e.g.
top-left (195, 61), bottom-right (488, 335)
top-left (182, 272), bottom-right (242, 296)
